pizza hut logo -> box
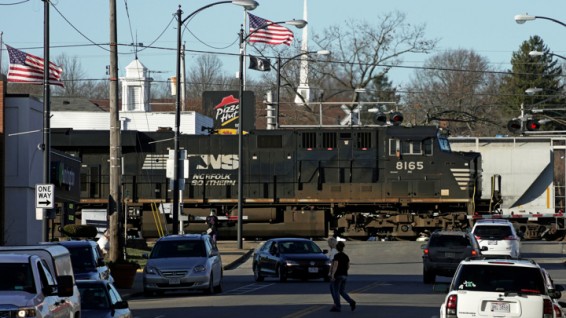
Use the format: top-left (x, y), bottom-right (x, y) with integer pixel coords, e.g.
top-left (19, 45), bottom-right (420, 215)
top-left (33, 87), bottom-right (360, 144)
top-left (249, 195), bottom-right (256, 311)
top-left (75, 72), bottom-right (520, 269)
top-left (214, 95), bottom-right (239, 128)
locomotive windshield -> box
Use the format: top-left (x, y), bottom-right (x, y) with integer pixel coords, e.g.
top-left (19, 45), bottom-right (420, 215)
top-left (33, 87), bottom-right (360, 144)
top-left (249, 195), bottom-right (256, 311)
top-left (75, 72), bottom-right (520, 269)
top-left (438, 135), bottom-right (451, 152)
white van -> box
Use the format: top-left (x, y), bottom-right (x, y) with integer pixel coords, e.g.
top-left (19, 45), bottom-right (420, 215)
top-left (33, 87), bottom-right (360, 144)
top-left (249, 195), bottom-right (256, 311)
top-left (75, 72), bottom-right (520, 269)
top-left (0, 245), bottom-right (81, 318)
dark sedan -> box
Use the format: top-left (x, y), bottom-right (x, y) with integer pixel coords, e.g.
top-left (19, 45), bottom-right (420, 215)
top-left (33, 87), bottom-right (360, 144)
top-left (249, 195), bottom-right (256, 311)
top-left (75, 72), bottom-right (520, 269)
top-left (77, 280), bottom-right (132, 318)
top-left (252, 238), bottom-right (331, 282)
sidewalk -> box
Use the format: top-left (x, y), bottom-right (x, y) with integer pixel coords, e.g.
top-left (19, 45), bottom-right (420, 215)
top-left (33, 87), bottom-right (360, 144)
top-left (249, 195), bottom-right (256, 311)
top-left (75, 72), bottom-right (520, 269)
top-left (117, 240), bottom-right (261, 298)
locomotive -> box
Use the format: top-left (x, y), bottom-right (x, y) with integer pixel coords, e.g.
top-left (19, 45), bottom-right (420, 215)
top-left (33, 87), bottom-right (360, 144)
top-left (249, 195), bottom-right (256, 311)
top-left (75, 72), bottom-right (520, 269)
top-left (52, 125), bottom-right (493, 240)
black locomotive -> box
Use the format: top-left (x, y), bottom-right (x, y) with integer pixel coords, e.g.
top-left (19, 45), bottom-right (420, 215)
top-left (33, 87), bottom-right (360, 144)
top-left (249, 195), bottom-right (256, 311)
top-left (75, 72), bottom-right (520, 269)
top-left (52, 125), bottom-right (488, 240)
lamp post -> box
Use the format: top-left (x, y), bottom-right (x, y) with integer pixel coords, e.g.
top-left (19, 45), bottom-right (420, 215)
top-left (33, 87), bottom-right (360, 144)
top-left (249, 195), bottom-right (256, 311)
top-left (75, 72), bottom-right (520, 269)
top-left (172, 0), bottom-right (258, 235)
top-left (276, 50), bottom-right (330, 129)
top-left (515, 14), bottom-right (566, 27)
top-left (237, 18), bottom-right (307, 249)
top-left (529, 50), bottom-right (566, 61)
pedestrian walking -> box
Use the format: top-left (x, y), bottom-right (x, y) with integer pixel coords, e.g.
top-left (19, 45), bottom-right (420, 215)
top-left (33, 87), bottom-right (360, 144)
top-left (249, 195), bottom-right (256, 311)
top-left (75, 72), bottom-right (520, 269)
top-left (327, 237), bottom-right (338, 279)
top-left (329, 241), bottom-right (356, 312)
top-left (206, 209), bottom-right (219, 243)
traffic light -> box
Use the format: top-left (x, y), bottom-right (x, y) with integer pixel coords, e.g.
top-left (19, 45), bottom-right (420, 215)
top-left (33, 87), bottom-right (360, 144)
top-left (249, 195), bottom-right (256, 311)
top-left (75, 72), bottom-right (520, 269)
top-left (525, 119), bottom-right (540, 131)
top-left (507, 119), bottom-right (522, 134)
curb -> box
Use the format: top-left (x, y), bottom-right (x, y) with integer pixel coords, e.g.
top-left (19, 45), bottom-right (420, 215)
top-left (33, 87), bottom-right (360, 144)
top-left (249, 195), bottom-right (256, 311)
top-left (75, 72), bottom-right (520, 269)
top-left (223, 249), bottom-right (254, 270)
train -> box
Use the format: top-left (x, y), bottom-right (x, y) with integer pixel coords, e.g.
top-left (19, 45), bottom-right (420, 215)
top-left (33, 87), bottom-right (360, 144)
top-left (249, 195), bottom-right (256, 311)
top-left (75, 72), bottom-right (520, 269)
top-left (50, 125), bottom-right (566, 241)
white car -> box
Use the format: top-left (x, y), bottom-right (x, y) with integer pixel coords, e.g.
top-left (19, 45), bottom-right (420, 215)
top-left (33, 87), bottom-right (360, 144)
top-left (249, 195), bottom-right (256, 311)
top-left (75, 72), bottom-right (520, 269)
top-left (472, 219), bottom-right (521, 258)
top-left (438, 258), bottom-right (563, 318)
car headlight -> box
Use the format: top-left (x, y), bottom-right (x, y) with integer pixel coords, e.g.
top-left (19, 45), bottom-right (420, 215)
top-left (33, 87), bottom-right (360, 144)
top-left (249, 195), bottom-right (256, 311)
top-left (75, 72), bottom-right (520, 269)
top-left (145, 266), bottom-right (158, 274)
top-left (325, 259), bottom-right (332, 266)
top-left (17, 308), bottom-right (36, 318)
top-left (193, 265), bottom-right (206, 273)
top-left (285, 260), bottom-right (299, 266)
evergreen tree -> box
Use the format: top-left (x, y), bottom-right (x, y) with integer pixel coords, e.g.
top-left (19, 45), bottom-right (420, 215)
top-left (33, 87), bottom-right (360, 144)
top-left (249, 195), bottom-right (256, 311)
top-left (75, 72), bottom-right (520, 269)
top-left (499, 35), bottom-right (565, 132)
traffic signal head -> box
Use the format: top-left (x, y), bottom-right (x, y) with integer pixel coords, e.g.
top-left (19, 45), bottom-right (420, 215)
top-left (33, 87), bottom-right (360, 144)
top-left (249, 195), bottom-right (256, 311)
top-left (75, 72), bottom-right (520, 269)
top-left (525, 119), bottom-right (540, 131)
top-left (507, 119), bottom-right (522, 134)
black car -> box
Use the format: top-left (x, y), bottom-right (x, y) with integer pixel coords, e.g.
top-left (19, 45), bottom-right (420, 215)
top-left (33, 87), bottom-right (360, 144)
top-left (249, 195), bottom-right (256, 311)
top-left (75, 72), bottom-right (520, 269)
top-left (252, 238), bottom-right (331, 282)
top-left (54, 240), bottom-right (114, 282)
top-left (421, 230), bottom-right (486, 284)
top-left (76, 280), bottom-right (132, 318)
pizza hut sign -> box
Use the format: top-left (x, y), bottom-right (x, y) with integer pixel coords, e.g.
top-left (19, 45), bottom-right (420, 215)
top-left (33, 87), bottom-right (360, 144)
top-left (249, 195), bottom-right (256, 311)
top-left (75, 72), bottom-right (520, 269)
top-left (214, 95), bottom-right (239, 134)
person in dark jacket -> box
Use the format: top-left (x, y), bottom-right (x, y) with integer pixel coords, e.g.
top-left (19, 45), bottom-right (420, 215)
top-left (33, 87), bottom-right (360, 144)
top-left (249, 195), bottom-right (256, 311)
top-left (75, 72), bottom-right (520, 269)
top-left (329, 241), bottom-right (356, 312)
top-left (205, 209), bottom-right (219, 243)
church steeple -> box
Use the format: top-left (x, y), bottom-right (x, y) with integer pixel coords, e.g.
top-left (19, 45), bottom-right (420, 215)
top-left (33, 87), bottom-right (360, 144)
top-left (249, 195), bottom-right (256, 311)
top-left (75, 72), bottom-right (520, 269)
top-left (121, 59), bottom-right (151, 112)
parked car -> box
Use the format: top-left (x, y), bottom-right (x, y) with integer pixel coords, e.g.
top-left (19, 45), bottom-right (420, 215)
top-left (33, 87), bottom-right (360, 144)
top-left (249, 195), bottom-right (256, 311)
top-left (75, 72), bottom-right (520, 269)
top-left (143, 234), bottom-right (222, 296)
top-left (77, 280), bottom-right (132, 318)
top-left (437, 258), bottom-right (563, 318)
top-left (53, 240), bottom-right (114, 282)
top-left (252, 238), bottom-right (331, 282)
top-left (472, 219), bottom-right (521, 258)
top-left (422, 230), bottom-right (486, 284)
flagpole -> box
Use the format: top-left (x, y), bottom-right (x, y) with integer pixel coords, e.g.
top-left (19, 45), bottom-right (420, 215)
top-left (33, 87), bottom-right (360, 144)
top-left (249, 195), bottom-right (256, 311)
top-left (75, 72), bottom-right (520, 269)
top-left (42, 0), bottom-right (51, 242)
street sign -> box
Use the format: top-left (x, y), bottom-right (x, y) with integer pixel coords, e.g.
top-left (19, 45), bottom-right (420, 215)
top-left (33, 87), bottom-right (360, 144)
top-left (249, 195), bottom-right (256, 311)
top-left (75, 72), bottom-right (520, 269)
top-left (36, 184), bottom-right (55, 209)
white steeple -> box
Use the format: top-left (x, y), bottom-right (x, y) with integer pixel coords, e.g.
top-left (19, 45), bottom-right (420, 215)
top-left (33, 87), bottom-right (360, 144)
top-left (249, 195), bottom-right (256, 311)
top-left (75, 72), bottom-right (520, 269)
top-left (295, 0), bottom-right (311, 105)
top-left (121, 59), bottom-right (151, 112)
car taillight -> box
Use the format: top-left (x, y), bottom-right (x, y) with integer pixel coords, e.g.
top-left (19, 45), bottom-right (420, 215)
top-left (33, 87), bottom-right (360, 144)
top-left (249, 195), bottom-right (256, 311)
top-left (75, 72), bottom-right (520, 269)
top-left (423, 248), bottom-right (429, 255)
top-left (474, 235), bottom-right (481, 240)
top-left (471, 250), bottom-right (477, 256)
top-left (504, 235), bottom-right (517, 240)
top-left (543, 299), bottom-right (553, 318)
top-left (554, 303), bottom-right (563, 318)
top-left (446, 294), bottom-right (457, 317)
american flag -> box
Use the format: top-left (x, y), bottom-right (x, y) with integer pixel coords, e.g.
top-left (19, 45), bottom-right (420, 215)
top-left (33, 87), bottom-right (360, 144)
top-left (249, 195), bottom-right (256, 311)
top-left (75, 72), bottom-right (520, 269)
top-left (6, 45), bottom-right (64, 87)
top-left (247, 13), bottom-right (294, 46)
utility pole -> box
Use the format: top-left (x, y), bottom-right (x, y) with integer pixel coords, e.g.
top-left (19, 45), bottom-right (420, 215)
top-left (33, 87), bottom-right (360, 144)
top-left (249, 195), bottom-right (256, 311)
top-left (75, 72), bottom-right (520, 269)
top-left (108, 0), bottom-right (123, 262)
top-left (42, 0), bottom-right (51, 242)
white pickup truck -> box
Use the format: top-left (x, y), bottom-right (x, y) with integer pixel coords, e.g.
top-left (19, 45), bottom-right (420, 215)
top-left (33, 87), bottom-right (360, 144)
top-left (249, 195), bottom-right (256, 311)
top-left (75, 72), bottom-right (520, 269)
top-left (0, 245), bottom-right (81, 318)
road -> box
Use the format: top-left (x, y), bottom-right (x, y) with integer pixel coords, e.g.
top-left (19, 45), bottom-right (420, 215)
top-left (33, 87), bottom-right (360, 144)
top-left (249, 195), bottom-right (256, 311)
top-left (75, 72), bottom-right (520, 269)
top-left (127, 241), bottom-right (566, 318)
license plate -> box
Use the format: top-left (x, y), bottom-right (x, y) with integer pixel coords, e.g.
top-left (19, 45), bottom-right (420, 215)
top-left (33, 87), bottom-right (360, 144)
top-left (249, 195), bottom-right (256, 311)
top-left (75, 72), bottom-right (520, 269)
top-left (488, 240), bottom-right (498, 245)
top-left (308, 267), bottom-right (319, 273)
top-left (169, 278), bottom-right (181, 285)
top-left (445, 252), bottom-right (456, 258)
top-left (490, 302), bottom-right (510, 313)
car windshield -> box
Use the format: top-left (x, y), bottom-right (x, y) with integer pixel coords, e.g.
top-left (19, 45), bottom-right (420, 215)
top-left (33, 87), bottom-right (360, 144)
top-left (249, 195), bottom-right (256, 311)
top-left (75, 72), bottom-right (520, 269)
top-left (453, 264), bottom-right (545, 294)
top-left (151, 240), bottom-right (207, 258)
top-left (67, 246), bottom-right (96, 273)
top-left (78, 286), bottom-right (110, 310)
top-left (278, 241), bottom-right (322, 254)
top-left (474, 226), bottom-right (512, 239)
top-left (0, 263), bottom-right (35, 293)
top-left (429, 235), bottom-right (471, 248)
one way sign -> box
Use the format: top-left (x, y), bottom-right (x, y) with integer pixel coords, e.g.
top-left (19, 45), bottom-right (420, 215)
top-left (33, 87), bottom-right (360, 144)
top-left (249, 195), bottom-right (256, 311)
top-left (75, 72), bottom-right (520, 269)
top-left (36, 184), bottom-right (55, 209)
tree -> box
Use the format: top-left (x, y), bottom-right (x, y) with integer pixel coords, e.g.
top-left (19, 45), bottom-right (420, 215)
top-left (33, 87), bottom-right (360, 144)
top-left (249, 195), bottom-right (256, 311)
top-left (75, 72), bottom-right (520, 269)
top-left (404, 49), bottom-right (503, 136)
top-left (54, 53), bottom-right (87, 97)
top-left (498, 35), bottom-right (565, 132)
top-left (186, 54), bottom-right (230, 101)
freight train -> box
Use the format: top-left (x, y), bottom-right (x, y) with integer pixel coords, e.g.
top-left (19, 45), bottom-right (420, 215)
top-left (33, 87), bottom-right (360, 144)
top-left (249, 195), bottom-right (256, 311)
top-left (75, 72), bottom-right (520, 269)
top-left (50, 125), bottom-right (565, 240)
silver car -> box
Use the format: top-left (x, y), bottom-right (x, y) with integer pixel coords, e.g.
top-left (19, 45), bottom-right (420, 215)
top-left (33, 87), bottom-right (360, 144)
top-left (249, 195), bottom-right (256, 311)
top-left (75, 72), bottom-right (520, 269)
top-left (143, 234), bottom-right (223, 296)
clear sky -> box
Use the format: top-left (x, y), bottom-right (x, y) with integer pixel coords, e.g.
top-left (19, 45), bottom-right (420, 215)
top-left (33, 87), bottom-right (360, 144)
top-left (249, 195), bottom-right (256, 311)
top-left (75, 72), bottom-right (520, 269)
top-left (1, 0), bottom-right (565, 90)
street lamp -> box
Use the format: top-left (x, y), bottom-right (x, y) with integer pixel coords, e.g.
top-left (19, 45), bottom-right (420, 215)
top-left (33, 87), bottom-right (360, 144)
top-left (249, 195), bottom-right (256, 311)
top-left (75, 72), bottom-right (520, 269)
top-left (172, 0), bottom-right (258, 235)
top-left (529, 50), bottom-right (566, 61)
top-left (276, 50), bottom-right (330, 128)
top-left (237, 18), bottom-right (307, 249)
top-left (514, 14), bottom-right (566, 27)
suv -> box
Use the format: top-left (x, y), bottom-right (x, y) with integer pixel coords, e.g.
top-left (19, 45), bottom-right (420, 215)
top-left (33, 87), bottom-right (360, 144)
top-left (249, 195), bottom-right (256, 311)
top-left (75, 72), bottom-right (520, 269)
top-left (438, 259), bottom-right (563, 318)
top-left (54, 240), bottom-right (113, 282)
top-left (472, 219), bottom-right (521, 258)
top-left (143, 234), bottom-right (222, 296)
top-left (421, 230), bottom-right (485, 284)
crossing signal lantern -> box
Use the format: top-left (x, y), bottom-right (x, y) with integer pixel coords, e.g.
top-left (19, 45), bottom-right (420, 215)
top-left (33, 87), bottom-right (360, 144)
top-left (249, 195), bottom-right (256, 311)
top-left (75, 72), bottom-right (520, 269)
top-left (373, 112), bottom-right (387, 125)
top-left (390, 112), bottom-right (403, 126)
top-left (507, 119), bottom-right (522, 134)
top-left (526, 119), bottom-right (540, 131)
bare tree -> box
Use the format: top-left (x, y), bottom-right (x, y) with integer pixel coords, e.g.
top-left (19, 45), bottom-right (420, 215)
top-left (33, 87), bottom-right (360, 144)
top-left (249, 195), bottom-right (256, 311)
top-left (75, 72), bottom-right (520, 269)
top-left (186, 54), bottom-right (230, 100)
top-left (53, 53), bottom-right (88, 97)
top-left (404, 49), bottom-right (504, 136)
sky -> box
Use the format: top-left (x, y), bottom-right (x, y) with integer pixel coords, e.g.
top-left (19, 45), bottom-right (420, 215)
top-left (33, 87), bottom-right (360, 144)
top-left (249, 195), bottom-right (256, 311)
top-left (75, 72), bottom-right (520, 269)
top-left (1, 0), bottom-right (566, 92)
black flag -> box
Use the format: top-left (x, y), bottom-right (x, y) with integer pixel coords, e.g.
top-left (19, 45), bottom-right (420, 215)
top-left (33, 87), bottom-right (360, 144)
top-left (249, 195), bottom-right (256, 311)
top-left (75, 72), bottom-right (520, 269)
top-left (249, 55), bottom-right (271, 71)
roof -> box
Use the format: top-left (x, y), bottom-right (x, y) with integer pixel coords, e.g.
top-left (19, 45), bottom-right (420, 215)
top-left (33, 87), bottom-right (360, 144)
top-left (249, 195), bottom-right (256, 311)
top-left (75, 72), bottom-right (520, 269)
top-left (461, 258), bottom-right (538, 268)
top-left (55, 240), bottom-right (97, 247)
top-left (51, 97), bottom-right (106, 112)
top-left (157, 234), bottom-right (209, 241)
top-left (474, 219), bottom-right (512, 224)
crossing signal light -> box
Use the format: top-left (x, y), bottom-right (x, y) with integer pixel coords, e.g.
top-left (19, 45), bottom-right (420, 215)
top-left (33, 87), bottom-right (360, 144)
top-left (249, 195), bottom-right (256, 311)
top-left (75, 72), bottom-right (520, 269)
top-left (390, 112), bottom-right (403, 126)
top-left (507, 119), bottom-right (522, 134)
top-left (373, 112), bottom-right (387, 125)
top-left (526, 119), bottom-right (540, 131)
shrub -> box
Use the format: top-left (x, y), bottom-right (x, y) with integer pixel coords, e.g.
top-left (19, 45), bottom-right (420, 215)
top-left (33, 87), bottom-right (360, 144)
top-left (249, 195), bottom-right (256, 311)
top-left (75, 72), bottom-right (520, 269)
top-left (61, 224), bottom-right (98, 239)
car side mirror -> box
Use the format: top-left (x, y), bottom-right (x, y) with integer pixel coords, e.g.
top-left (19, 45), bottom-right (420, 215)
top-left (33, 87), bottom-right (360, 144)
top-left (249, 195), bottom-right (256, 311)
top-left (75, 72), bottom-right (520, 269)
top-left (97, 258), bottom-right (105, 267)
top-left (142, 253), bottom-right (149, 259)
top-left (322, 249), bottom-right (328, 254)
top-left (481, 246), bottom-right (488, 251)
top-left (113, 300), bottom-right (129, 310)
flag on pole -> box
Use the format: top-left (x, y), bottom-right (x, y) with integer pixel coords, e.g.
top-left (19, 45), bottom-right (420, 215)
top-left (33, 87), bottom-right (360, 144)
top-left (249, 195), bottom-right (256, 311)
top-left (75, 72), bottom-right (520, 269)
top-left (248, 55), bottom-right (271, 71)
top-left (6, 45), bottom-right (64, 87)
top-left (247, 13), bottom-right (294, 46)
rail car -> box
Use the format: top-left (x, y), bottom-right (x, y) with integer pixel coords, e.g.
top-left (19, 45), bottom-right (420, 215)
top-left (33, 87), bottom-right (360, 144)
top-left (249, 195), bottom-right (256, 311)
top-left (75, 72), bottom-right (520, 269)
top-left (52, 125), bottom-right (497, 240)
